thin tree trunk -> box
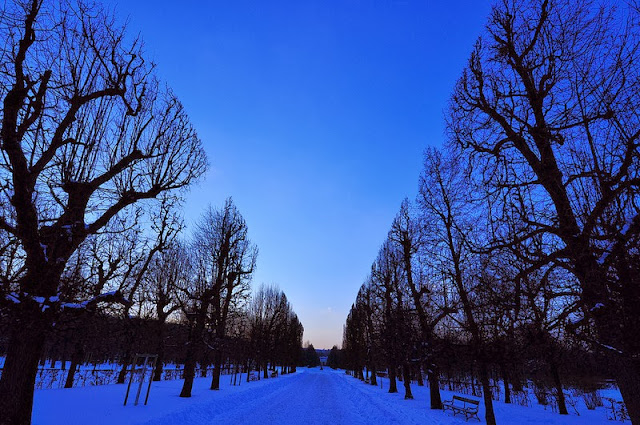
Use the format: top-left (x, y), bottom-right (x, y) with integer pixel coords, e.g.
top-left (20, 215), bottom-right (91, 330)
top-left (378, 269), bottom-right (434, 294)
top-left (370, 364), bottom-right (378, 386)
top-left (550, 359), bottom-right (568, 415)
top-left (502, 364), bottom-right (511, 404)
top-left (117, 353), bottom-right (130, 384)
top-left (416, 363), bottom-right (424, 386)
top-left (402, 363), bottom-right (413, 399)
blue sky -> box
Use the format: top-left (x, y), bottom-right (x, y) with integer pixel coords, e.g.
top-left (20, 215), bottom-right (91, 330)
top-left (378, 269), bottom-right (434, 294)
top-left (104, 0), bottom-right (492, 348)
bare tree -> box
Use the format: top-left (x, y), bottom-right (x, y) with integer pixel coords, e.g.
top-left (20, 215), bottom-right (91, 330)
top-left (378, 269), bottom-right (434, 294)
top-left (447, 0), bottom-right (640, 420)
top-left (0, 1), bottom-right (206, 422)
top-left (419, 149), bottom-right (497, 425)
top-left (371, 239), bottom-right (404, 395)
top-left (249, 285), bottom-right (292, 378)
top-left (179, 198), bottom-right (256, 397)
top-left (389, 198), bottom-right (453, 408)
top-left (146, 241), bottom-right (188, 381)
top-left (114, 197), bottom-right (182, 383)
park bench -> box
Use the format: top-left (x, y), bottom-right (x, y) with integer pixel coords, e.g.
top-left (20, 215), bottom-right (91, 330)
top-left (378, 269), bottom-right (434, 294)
top-left (442, 395), bottom-right (480, 421)
top-left (271, 370), bottom-right (278, 378)
top-left (248, 372), bottom-right (259, 382)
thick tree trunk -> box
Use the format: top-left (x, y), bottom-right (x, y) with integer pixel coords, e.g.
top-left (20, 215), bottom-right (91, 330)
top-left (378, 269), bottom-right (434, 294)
top-left (479, 362), bottom-right (496, 425)
top-left (210, 351), bottom-right (223, 390)
top-left (153, 320), bottom-right (166, 381)
top-left (64, 342), bottom-right (84, 389)
top-left (427, 365), bottom-right (443, 409)
top-left (0, 312), bottom-right (47, 425)
top-left (614, 357), bottom-right (640, 425)
top-left (180, 346), bottom-right (197, 397)
top-left (388, 366), bottom-right (398, 393)
top-left (180, 314), bottom-right (206, 398)
top-left (402, 363), bottom-right (413, 399)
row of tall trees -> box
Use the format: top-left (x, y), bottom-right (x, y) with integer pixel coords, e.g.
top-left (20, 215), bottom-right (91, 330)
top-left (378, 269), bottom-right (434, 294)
top-left (0, 0), bottom-right (207, 422)
top-left (344, 0), bottom-right (640, 424)
top-left (0, 1), bottom-right (305, 424)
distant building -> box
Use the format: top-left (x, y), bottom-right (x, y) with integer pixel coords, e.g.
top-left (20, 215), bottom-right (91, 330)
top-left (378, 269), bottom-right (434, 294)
top-left (319, 356), bottom-right (328, 366)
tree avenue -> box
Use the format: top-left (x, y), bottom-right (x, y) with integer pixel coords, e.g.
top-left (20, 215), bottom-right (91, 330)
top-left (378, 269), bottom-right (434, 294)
top-left (0, 0), bottom-right (207, 423)
top-left (343, 1), bottom-right (640, 424)
top-left (448, 0), bottom-right (640, 421)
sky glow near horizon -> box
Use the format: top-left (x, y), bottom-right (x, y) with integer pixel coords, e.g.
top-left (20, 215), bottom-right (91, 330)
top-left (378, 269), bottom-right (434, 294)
top-left (103, 0), bottom-right (492, 349)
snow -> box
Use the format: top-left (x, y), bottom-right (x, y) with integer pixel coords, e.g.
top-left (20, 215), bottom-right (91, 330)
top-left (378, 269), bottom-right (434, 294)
top-left (6, 292), bottom-right (20, 303)
top-left (60, 302), bottom-right (87, 310)
top-left (31, 368), bottom-right (618, 425)
top-left (598, 217), bottom-right (636, 264)
top-left (40, 243), bottom-right (49, 262)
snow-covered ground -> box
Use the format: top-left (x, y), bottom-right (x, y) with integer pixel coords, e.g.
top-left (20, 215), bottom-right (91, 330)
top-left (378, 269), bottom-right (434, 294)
top-left (32, 368), bottom-right (617, 425)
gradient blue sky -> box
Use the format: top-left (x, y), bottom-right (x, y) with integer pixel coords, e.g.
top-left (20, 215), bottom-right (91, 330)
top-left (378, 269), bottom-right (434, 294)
top-left (104, 0), bottom-right (492, 348)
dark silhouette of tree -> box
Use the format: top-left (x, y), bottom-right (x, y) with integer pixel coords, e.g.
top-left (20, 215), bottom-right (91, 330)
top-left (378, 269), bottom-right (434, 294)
top-left (448, 0), bottom-right (640, 420)
top-left (0, 0), bottom-right (206, 421)
top-left (389, 198), bottom-right (451, 408)
top-left (327, 345), bottom-right (342, 369)
top-left (146, 241), bottom-right (187, 381)
top-left (248, 285), bottom-right (298, 377)
top-left (303, 343), bottom-right (321, 367)
top-left (179, 199), bottom-right (256, 397)
top-left (419, 150), bottom-right (497, 425)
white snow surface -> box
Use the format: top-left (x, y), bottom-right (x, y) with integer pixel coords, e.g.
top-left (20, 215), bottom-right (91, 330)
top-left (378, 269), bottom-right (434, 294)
top-left (32, 368), bottom-right (615, 425)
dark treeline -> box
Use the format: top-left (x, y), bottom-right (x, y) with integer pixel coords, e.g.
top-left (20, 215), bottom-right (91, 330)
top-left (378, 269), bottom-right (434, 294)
top-left (343, 0), bottom-right (640, 424)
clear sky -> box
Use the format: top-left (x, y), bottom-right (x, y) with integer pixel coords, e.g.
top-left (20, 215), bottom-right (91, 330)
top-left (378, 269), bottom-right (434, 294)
top-left (103, 0), bottom-right (492, 349)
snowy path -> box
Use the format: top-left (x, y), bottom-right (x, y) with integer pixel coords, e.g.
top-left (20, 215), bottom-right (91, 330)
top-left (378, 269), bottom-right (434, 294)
top-left (33, 367), bottom-right (614, 425)
top-left (150, 368), bottom-right (427, 425)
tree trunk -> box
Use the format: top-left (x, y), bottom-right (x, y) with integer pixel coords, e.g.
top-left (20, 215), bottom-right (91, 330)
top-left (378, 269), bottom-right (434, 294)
top-left (0, 312), bottom-right (47, 425)
top-left (614, 357), bottom-right (640, 425)
top-left (210, 351), bottom-right (223, 390)
top-left (153, 319), bottom-right (166, 381)
top-left (180, 352), bottom-right (196, 397)
top-left (402, 363), bottom-right (413, 399)
top-left (370, 364), bottom-right (377, 386)
top-left (416, 363), bottom-right (424, 386)
top-left (388, 366), bottom-right (398, 393)
top-left (502, 364), bottom-right (511, 404)
top-left (180, 314), bottom-right (206, 398)
top-left (550, 359), bottom-right (568, 415)
top-left (117, 353), bottom-right (130, 384)
top-left (64, 342), bottom-right (84, 389)
top-left (479, 362), bottom-right (496, 425)
top-left (427, 365), bottom-right (443, 409)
